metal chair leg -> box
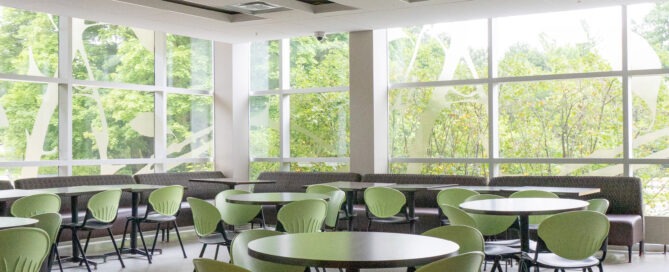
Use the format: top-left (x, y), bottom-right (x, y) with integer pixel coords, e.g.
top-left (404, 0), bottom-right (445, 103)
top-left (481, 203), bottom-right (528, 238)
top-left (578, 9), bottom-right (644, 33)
top-left (214, 244), bottom-right (220, 260)
top-left (73, 232), bottom-right (92, 272)
top-left (173, 221), bottom-right (188, 258)
top-left (119, 218), bottom-right (132, 250)
top-left (199, 244), bottom-right (207, 258)
top-left (151, 222), bottom-right (161, 257)
top-left (107, 228), bottom-right (125, 268)
top-left (54, 243), bottom-right (63, 272)
top-left (136, 221), bottom-right (152, 263)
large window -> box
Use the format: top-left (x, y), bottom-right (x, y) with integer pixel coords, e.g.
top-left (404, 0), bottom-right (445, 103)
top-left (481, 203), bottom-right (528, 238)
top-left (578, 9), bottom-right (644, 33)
top-left (0, 5), bottom-right (214, 180)
top-left (250, 34), bottom-right (350, 178)
top-left (388, 3), bottom-right (669, 215)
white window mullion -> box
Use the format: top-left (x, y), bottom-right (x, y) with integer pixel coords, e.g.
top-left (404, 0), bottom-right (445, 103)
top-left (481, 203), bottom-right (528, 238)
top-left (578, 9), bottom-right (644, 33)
top-left (58, 16), bottom-right (73, 176)
top-left (621, 5), bottom-right (632, 177)
top-left (487, 18), bottom-right (499, 178)
top-left (279, 38), bottom-right (291, 171)
top-left (154, 31), bottom-right (167, 173)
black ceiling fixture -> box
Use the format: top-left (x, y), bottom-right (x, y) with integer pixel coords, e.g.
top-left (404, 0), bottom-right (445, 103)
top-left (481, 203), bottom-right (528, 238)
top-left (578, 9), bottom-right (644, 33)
top-left (162, 0), bottom-right (240, 14)
top-left (295, 0), bottom-right (335, 5)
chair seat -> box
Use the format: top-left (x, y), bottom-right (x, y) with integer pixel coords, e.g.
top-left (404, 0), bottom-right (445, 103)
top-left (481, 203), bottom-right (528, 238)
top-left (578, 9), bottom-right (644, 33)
top-left (143, 214), bottom-right (178, 223)
top-left (369, 215), bottom-right (416, 224)
top-left (62, 219), bottom-right (114, 230)
top-left (487, 239), bottom-right (537, 251)
top-left (535, 253), bottom-right (600, 268)
top-left (484, 244), bottom-right (519, 257)
top-left (198, 232), bottom-right (236, 245)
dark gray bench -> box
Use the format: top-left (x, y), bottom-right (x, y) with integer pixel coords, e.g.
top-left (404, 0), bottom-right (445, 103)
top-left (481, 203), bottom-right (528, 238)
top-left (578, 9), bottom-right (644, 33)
top-left (489, 176), bottom-right (643, 262)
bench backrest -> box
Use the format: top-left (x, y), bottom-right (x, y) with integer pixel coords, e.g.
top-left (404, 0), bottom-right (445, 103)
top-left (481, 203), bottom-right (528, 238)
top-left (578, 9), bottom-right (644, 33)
top-left (255, 172), bottom-right (362, 193)
top-left (489, 176), bottom-right (642, 215)
top-left (134, 171), bottom-right (227, 200)
top-left (14, 175), bottom-right (135, 213)
top-left (361, 174), bottom-right (488, 208)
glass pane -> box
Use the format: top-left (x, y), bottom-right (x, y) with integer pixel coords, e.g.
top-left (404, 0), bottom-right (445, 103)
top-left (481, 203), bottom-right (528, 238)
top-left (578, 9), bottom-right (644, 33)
top-left (0, 7), bottom-right (58, 77)
top-left (0, 167), bottom-right (58, 182)
top-left (0, 81), bottom-right (58, 162)
top-left (388, 20), bottom-right (488, 83)
top-left (390, 86), bottom-right (488, 158)
top-left (494, 7), bottom-right (621, 77)
top-left (499, 164), bottom-right (622, 176)
top-left (166, 162), bottom-right (213, 173)
top-left (73, 164), bottom-right (151, 176)
top-left (250, 95), bottom-right (279, 158)
top-left (290, 33), bottom-right (349, 88)
top-left (499, 78), bottom-right (623, 158)
top-left (390, 163), bottom-right (488, 176)
top-left (167, 94), bottom-right (212, 158)
top-left (632, 75), bottom-right (669, 158)
top-left (72, 86), bottom-right (154, 159)
top-left (167, 34), bottom-right (212, 90)
top-left (290, 162), bottom-right (349, 173)
top-left (634, 164), bottom-right (669, 216)
top-left (628, 3), bottom-right (669, 70)
top-left (250, 162), bottom-right (281, 180)
top-left (251, 40), bottom-right (280, 91)
top-left (72, 18), bottom-right (155, 85)
top-left (290, 92), bottom-right (349, 157)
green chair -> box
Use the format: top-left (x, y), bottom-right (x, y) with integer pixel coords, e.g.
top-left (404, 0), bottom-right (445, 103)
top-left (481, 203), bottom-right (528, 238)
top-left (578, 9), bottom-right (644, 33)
top-left (364, 186), bottom-right (414, 233)
top-left (277, 199), bottom-right (328, 233)
top-left (188, 197), bottom-right (233, 260)
top-left (193, 258), bottom-right (251, 272)
top-left (436, 188), bottom-right (479, 225)
top-left (0, 227), bottom-right (51, 272)
top-left (57, 189), bottom-right (125, 271)
top-left (32, 213), bottom-right (63, 272)
top-left (530, 210), bottom-right (609, 272)
top-left (440, 204), bottom-right (519, 272)
top-left (10, 193), bottom-right (61, 217)
top-left (415, 252), bottom-right (485, 272)
top-left (121, 185), bottom-right (187, 263)
top-left (230, 229), bottom-right (305, 272)
top-left (587, 198), bottom-right (610, 214)
top-left (215, 189), bottom-right (264, 229)
top-left (306, 185), bottom-right (347, 230)
top-left (509, 190), bottom-right (559, 226)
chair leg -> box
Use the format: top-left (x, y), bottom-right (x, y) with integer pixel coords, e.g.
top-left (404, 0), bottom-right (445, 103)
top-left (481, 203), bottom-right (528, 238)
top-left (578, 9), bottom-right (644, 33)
top-left (120, 218), bottom-right (132, 250)
top-left (46, 244), bottom-right (54, 271)
top-left (136, 221), bottom-right (152, 263)
top-left (79, 231), bottom-right (93, 266)
top-left (73, 232), bottom-right (92, 272)
top-left (54, 243), bottom-right (63, 272)
top-left (199, 244), bottom-right (207, 258)
top-left (107, 228), bottom-right (125, 268)
top-left (628, 245), bottom-right (632, 263)
top-left (214, 244), bottom-right (220, 260)
top-left (172, 221), bottom-right (187, 258)
top-left (151, 223), bottom-right (161, 257)
top-left (367, 220), bottom-right (372, 231)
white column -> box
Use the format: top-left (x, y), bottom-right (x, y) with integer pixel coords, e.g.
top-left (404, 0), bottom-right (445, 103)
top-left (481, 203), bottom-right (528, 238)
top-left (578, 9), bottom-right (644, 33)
top-left (58, 16), bottom-right (73, 176)
top-left (214, 42), bottom-right (250, 179)
top-left (154, 31), bottom-right (167, 173)
top-left (349, 30), bottom-right (388, 174)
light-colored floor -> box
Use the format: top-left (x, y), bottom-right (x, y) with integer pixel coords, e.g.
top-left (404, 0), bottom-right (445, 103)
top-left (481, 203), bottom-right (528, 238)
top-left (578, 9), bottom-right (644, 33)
top-left (57, 227), bottom-right (668, 272)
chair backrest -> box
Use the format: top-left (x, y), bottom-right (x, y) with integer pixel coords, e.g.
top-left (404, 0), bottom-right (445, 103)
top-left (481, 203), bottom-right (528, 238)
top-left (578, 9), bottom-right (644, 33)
top-left (87, 189), bottom-right (122, 223)
top-left (31, 213), bottom-right (62, 246)
top-left (537, 211), bottom-right (609, 260)
top-left (439, 204), bottom-right (476, 228)
top-left (193, 258), bottom-right (251, 272)
top-left (277, 199), bottom-right (328, 233)
top-left (509, 190), bottom-right (559, 225)
top-left (0, 227), bottom-right (51, 272)
top-left (587, 198), bottom-right (610, 214)
top-left (415, 252), bottom-right (485, 272)
top-left (364, 187), bottom-right (406, 218)
top-left (188, 197), bottom-right (223, 237)
top-left (10, 193), bottom-right (61, 217)
top-left (230, 229), bottom-right (304, 272)
top-left (464, 194), bottom-right (517, 236)
top-left (422, 225), bottom-right (484, 254)
top-left (215, 190), bottom-right (262, 226)
top-left (305, 185), bottom-right (346, 228)
top-left (148, 185), bottom-right (184, 216)
top-left (436, 188), bottom-right (480, 207)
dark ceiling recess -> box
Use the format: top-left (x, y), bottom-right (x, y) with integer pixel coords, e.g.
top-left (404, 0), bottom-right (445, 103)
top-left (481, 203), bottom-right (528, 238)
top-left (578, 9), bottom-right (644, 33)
top-left (163, 0), bottom-right (240, 14)
top-left (296, 0), bottom-right (335, 5)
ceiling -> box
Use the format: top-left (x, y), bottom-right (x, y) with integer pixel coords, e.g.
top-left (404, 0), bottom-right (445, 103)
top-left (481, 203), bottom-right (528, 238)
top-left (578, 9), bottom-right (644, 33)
top-left (0, 0), bottom-right (651, 43)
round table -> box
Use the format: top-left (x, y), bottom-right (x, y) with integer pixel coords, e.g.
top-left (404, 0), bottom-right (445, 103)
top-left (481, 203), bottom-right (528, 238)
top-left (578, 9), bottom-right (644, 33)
top-left (0, 216), bottom-right (38, 230)
top-left (248, 232), bottom-right (459, 272)
top-left (460, 198), bottom-right (588, 272)
top-left (226, 192), bottom-right (329, 231)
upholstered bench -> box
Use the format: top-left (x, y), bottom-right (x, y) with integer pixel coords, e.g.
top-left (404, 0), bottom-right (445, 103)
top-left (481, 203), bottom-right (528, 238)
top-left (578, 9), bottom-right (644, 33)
top-left (489, 176), bottom-right (643, 262)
